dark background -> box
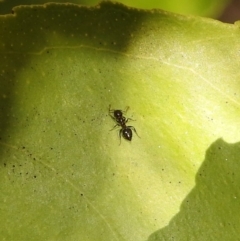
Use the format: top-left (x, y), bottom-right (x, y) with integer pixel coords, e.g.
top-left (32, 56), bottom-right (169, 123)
top-left (219, 0), bottom-right (240, 22)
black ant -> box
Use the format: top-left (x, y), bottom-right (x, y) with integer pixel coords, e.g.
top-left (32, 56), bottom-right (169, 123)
top-left (109, 105), bottom-right (139, 144)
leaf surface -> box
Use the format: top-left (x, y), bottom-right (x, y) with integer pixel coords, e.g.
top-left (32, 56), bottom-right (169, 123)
top-left (0, 0), bottom-right (230, 17)
top-left (0, 2), bottom-right (240, 241)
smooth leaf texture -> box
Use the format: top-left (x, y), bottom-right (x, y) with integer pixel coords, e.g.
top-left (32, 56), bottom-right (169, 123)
top-left (0, 2), bottom-right (240, 241)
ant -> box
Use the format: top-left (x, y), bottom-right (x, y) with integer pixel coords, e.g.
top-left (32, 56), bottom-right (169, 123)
top-left (109, 105), bottom-right (140, 144)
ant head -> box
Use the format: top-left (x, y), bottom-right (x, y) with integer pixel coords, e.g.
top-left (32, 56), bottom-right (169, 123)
top-left (114, 110), bottom-right (123, 118)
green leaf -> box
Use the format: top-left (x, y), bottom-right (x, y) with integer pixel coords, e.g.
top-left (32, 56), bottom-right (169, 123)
top-left (148, 139), bottom-right (240, 240)
top-left (0, 2), bottom-right (240, 241)
top-left (119, 0), bottom-right (230, 17)
top-left (0, 0), bottom-right (231, 17)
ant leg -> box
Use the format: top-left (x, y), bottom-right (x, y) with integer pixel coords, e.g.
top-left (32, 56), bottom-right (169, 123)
top-left (122, 106), bottom-right (129, 114)
top-left (109, 104), bottom-right (114, 114)
top-left (110, 123), bottom-right (120, 131)
top-left (109, 114), bottom-right (116, 121)
top-left (125, 106), bottom-right (129, 113)
top-left (108, 105), bottom-right (117, 121)
top-left (129, 126), bottom-right (140, 138)
top-left (125, 117), bottom-right (135, 124)
top-left (119, 129), bottom-right (122, 145)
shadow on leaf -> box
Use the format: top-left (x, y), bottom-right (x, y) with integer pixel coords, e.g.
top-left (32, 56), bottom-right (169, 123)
top-left (0, 2), bottom-right (147, 161)
top-left (148, 138), bottom-right (240, 241)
